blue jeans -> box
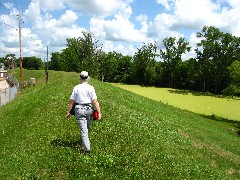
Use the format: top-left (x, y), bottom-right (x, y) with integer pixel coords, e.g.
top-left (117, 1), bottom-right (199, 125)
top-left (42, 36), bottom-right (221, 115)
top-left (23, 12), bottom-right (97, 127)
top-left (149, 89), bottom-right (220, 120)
top-left (75, 104), bottom-right (93, 151)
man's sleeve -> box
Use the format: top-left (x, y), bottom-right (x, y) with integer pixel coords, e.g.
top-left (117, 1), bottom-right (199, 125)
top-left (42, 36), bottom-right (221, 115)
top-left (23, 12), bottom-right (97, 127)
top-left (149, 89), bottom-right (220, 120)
top-left (70, 88), bottom-right (76, 100)
top-left (90, 87), bottom-right (97, 100)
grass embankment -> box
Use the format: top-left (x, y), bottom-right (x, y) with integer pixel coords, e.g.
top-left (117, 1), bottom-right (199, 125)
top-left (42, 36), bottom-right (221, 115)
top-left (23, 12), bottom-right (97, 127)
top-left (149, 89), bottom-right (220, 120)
top-left (0, 70), bottom-right (239, 179)
top-left (111, 84), bottom-right (240, 121)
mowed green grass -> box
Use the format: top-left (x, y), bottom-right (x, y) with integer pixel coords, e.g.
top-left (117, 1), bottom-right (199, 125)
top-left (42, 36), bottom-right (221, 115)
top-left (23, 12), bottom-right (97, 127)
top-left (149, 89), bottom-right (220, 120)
top-left (0, 70), bottom-right (239, 179)
top-left (112, 84), bottom-right (240, 121)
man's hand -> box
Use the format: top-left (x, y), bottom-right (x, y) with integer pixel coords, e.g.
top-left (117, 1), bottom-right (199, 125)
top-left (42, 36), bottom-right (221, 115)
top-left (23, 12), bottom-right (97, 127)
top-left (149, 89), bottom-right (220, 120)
top-left (97, 113), bottom-right (102, 122)
top-left (66, 111), bottom-right (71, 120)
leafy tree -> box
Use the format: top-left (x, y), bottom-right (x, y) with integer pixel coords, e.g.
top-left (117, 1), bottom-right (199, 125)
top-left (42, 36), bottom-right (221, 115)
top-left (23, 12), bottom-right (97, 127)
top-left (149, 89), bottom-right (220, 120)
top-left (116, 55), bottom-right (132, 83)
top-left (160, 37), bottom-right (191, 88)
top-left (99, 51), bottom-right (119, 82)
top-left (48, 52), bottom-right (61, 71)
top-left (98, 52), bottom-right (132, 83)
top-left (154, 61), bottom-right (164, 86)
top-left (97, 51), bottom-right (107, 81)
top-left (61, 31), bottom-right (101, 77)
top-left (229, 60), bottom-right (240, 84)
top-left (60, 47), bottom-right (79, 72)
top-left (133, 42), bottom-right (158, 85)
top-left (223, 60), bottom-right (240, 96)
top-left (22, 56), bottom-right (43, 70)
top-left (195, 26), bottom-right (240, 93)
top-left (176, 60), bottom-right (189, 89)
top-left (144, 64), bottom-right (157, 86)
top-left (217, 33), bottom-right (240, 92)
top-left (0, 57), bottom-right (6, 68)
top-left (0, 57), bottom-right (4, 62)
top-left (4, 54), bottom-right (17, 69)
top-left (0, 57), bottom-right (4, 64)
top-left (185, 58), bottom-right (200, 90)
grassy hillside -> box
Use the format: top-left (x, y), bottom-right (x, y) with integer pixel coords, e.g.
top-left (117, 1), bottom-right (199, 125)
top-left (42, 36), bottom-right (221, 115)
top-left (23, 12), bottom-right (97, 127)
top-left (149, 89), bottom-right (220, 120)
top-left (0, 70), bottom-right (239, 179)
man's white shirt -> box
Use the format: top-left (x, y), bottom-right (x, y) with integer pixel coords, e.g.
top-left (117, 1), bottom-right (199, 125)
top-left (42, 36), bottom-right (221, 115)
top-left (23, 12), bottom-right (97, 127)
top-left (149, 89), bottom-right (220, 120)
top-left (70, 83), bottom-right (97, 104)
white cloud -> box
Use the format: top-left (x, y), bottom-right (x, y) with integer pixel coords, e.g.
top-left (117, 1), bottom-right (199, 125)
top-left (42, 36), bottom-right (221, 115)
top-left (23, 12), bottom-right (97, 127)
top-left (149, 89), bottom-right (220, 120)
top-left (89, 4), bottom-right (147, 43)
top-left (25, 6), bottom-right (82, 52)
top-left (104, 14), bottom-right (146, 42)
top-left (136, 14), bottom-right (148, 34)
top-left (0, 1), bottom-right (84, 58)
top-left (24, 1), bottom-right (75, 27)
top-left (89, 17), bottom-right (106, 43)
top-left (102, 40), bottom-right (135, 56)
top-left (34, 0), bottom-right (66, 11)
top-left (148, 13), bottom-right (181, 41)
top-left (68, 0), bottom-right (126, 17)
top-left (22, 0), bottom-right (140, 58)
top-left (102, 40), bottom-right (114, 52)
top-left (0, 29), bottom-right (18, 47)
top-left (227, 0), bottom-right (240, 8)
top-left (149, 0), bottom-right (240, 45)
top-left (156, 0), bottom-right (174, 10)
top-left (115, 44), bottom-right (127, 54)
top-left (116, 4), bottom-right (132, 19)
top-left (0, 11), bottom-right (21, 56)
top-left (216, 1), bottom-right (240, 36)
top-left (168, 0), bottom-right (240, 36)
top-left (56, 10), bottom-right (78, 27)
top-left (23, 1), bottom-right (41, 24)
top-left (0, 25), bottom-right (45, 57)
top-left (173, 0), bottom-right (219, 29)
top-left (136, 14), bottom-right (148, 22)
top-left (188, 33), bottom-right (201, 47)
top-left (48, 26), bottom-right (86, 47)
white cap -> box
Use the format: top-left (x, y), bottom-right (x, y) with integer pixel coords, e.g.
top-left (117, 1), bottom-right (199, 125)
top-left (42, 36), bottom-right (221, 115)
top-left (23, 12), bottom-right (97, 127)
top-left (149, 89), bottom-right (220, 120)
top-left (80, 71), bottom-right (88, 79)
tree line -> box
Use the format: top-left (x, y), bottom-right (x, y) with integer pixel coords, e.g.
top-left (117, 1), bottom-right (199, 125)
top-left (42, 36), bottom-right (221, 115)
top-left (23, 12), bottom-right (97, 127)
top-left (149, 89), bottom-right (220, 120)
top-left (0, 54), bottom-right (43, 70)
top-left (1, 26), bottom-right (240, 96)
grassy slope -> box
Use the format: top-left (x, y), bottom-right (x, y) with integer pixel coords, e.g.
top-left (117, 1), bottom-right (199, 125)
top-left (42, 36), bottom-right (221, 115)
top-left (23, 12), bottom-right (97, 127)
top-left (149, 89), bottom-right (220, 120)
top-left (111, 84), bottom-right (240, 121)
top-left (0, 70), bottom-right (239, 179)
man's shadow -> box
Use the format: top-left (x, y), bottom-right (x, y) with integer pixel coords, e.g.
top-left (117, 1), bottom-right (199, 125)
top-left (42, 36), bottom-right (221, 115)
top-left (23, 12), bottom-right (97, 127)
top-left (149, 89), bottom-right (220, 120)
top-left (51, 137), bottom-right (82, 151)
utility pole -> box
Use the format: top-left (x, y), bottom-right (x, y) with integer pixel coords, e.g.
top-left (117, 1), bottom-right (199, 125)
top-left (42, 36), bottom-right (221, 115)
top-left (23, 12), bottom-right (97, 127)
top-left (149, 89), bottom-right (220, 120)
top-left (45, 46), bottom-right (49, 83)
top-left (18, 6), bottom-right (22, 84)
top-left (44, 58), bottom-right (46, 69)
top-left (47, 46), bottom-right (48, 70)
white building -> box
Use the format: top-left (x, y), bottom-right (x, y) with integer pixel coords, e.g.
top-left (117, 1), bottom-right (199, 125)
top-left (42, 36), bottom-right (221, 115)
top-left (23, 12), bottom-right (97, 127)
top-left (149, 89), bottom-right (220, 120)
top-left (0, 63), bottom-right (7, 81)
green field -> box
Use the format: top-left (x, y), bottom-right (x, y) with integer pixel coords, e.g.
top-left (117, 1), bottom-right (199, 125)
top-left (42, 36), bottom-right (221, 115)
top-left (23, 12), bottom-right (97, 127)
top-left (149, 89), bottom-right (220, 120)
top-left (112, 84), bottom-right (240, 121)
top-left (0, 69), bottom-right (239, 179)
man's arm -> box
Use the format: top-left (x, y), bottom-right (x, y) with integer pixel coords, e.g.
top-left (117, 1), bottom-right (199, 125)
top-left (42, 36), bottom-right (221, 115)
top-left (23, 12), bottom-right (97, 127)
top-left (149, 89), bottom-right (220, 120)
top-left (66, 99), bottom-right (75, 120)
top-left (93, 99), bottom-right (101, 121)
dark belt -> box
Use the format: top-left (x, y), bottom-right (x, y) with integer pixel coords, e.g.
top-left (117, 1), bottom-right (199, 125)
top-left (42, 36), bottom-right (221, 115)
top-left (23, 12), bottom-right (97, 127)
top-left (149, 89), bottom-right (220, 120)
top-left (70, 103), bottom-right (93, 116)
top-left (79, 103), bottom-right (92, 107)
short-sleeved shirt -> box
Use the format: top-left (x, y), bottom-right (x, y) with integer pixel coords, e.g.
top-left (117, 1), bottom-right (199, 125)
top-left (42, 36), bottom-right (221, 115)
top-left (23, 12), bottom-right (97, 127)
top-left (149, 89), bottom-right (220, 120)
top-left (70, 83), bottom-right (97, 104)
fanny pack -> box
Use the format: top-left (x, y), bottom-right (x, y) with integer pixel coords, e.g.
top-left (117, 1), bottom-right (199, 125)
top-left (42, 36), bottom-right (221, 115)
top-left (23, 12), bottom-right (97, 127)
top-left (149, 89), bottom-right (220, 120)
top-left (70, 103), bottom-right (98, 120)
top-left (70, 103), bottom-right (78, 116)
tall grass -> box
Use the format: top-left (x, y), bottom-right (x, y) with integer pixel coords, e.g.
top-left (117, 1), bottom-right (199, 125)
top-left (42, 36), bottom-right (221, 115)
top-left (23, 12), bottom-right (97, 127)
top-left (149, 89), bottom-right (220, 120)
top-left (0, 70), bottom-right (239, 179)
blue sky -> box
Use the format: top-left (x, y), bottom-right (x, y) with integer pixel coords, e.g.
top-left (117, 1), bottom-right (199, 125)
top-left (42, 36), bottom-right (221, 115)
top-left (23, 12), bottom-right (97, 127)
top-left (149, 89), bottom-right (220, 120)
top-left (0, 0), bottom-right (240, 60)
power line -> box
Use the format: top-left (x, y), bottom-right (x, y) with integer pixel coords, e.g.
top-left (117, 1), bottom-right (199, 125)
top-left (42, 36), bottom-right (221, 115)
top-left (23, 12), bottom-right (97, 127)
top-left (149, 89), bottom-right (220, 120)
top-left (1, 2), bottom-right (59, 62)
top-left (17, 6), bottom-right (22, 84)
top-left (0, 1), bottom-right (19, 22)
top-left (0, 2), bottom-right (47, 53)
